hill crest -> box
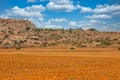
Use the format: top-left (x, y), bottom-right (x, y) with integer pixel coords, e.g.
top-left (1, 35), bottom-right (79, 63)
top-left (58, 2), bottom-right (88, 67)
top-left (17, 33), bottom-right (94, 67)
top-left (0, 18), bottom-right (120, 49)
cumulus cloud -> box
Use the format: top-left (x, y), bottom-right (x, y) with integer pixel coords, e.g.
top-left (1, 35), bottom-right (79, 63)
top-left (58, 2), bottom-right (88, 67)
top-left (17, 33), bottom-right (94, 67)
top-left (112, 12), bottom-right (120, 16)
top-left (47, 0), bottom-right (76, 12)
top-left (1, 5), bottom-right (45, 20)
top-left (48, 18), bottom-right (67, 23)
top-left (76, 5), bottom-right (92, 13)
top-left (93, 4), bottom-right (120, 14)
top-left (69, 21), bottom-right (77, 27)
top-left (43, 18), bottom-right (67, 29)
top-left (27, 0), bottom-right (37, 2)
top-left (78, 4), bottom-right (120, 14)
top-left (85, 14), bottom-right (112, 19)
top-left (30, 5), bottom-right (45, 12)
top-left (81, 7), bottom-right (92, 13)
top-left (67, 19), bottom-right (108, 30)
top-left (68, 20), bottom-right (120, 31)
top-left (44, 24), bottom-right (64, 29)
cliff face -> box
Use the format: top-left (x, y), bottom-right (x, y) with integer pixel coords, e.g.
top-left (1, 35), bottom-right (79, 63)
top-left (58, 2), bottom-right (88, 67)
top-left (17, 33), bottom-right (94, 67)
top-left (0, 18), bottom-right (120, 49)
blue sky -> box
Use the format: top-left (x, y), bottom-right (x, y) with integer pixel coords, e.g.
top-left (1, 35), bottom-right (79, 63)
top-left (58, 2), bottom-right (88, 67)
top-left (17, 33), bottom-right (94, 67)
top-left (0, 0), bottom-right (120, 31)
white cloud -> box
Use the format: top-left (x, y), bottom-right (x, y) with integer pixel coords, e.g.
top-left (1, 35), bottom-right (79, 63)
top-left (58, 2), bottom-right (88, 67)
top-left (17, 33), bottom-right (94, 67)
top-left (76, 5), bottom-right (92, 13)
top-left (85, 14), bottom-right (112, 19)
top-left (9, 6), bottom-right (42, 18)
top-left (93, 4), bottom-right (120, 14)
top-left (112, 12), bottom-right (120, 16)
top-left (48, 18), bottom-right (67, 23)
top-left (1, 5), bottom-right (45, 20)
top-left (0, 5), bottom-right (46, 29)
top-left (44, 24), bottom-right (63, 29)
top-left (30, 5), bottom-right (46, 12)
top-left (47, 0), bottom-right (76, 12)
top-left (43, 18), bottom-right (67, 29)
top-left (81, 6), bottom-right (92, 13)
top-left (76, 4), bottom-right (120, 17)
top-left (67, 19), bottom-right (109, 30)
top-left (27, 0), bottom-right (37, 2)
top-left (69, 21), bottom-right (77, 27)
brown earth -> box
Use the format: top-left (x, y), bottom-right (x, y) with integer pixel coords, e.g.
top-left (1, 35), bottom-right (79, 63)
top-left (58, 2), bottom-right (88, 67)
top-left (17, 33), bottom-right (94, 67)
top-left (0, 18), bottom-right (120, 80)
top-left (0, 46), bottom-right (120, 80)
top-left (0, 18), bottom-right (120, 48)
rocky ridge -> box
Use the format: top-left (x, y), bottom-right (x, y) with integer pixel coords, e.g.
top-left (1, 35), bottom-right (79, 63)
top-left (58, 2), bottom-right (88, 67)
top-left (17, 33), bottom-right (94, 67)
top-left (0, 18), bottom-right (120, 49)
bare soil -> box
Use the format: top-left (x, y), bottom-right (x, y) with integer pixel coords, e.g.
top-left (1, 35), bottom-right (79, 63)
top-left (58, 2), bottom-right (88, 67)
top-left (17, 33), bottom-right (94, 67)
top-left (0, 47), bottom-right (120, 80)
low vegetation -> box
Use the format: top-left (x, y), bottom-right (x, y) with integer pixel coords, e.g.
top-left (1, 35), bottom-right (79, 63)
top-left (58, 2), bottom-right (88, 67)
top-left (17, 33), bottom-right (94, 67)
top-left (0, 18), bottom-right (120, 48)
top-left (118, 48), bottom-right (120, 50)
top-left (70, 47), bottom-right (75, 50)
top-left (16, 47), bottom-right (22, 50)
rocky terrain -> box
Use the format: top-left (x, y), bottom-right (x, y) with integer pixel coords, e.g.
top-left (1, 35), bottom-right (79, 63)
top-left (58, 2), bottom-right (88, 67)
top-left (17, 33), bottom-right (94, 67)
top-left (0, 18), bottom-right (120, 49)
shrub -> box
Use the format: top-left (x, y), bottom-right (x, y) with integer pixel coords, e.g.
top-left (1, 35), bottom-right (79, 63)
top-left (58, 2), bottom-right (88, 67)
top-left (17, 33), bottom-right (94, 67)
top-left (89, 28), bottom-right (97, 31)
top-left (101, 37), bottom-right (112, 46)
top-left (19, 40), bottom-right (25, 44)
top-left (4, 34), bottom-right (9, 38)
top-left (80, 45), bottom-right (87, 47)
top-left (60, 29), bottom-right (65, 33)
top-left (101, 40), bottom-right (111, 45)
top-left (34, 42), bottom-right (39, 44)
top-left (0, 40), bottom-right (2, 44)
top-left (16, 47), bottom-right (21, 50)
top-left (41, 42), bottom-right (48, 47)
top-left (34, 28), bottom-right (43, 33)
top-left (118, 48), bottom-right (120, 50)
top-left (70, 47), bottom-right (75, 50)
top-left (76, 27), bottom-right (83, 30)
top-left (117, 42), bottom-right (120, 44)
top-left (113, 38), bottom-right (118, 41)
top-left (32, 38), bottom-right (39, 40)
top-left (96, 44), bottom-right (100, 47)
top-left (49, 43), bottom-right (58, 46)
top-left (45, 28), bottom-right (54, 31)
top-left (26, 26), bottom-right (31, 30)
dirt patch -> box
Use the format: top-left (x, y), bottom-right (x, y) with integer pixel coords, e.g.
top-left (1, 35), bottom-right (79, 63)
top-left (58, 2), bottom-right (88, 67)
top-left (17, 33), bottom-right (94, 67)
top-left (0, 48), bottom-right (120, 80)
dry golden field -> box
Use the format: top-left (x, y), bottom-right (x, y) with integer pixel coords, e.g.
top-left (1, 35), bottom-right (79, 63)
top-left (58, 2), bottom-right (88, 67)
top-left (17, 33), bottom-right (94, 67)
top-left (0, 47), bottom-right (120, 80)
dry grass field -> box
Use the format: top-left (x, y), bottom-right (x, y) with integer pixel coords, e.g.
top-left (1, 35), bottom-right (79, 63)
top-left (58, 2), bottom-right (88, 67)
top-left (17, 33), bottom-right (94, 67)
top-left (0, 47), bottom-right (120, 80)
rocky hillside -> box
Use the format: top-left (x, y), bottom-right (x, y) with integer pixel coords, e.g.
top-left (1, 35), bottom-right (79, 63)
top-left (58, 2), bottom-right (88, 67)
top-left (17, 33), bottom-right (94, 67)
top-left (0, 18), bottom-right (120, 49)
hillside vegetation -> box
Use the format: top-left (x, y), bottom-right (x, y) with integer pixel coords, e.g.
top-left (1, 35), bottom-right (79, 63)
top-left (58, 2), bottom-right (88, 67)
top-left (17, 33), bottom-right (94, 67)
top-left (0, 18), bottom-right (120, 48)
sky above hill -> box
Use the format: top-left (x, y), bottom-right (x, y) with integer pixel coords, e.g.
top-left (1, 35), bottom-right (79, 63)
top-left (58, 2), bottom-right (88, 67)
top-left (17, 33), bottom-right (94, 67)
top-left (0, 0), bottom-right (120, 31)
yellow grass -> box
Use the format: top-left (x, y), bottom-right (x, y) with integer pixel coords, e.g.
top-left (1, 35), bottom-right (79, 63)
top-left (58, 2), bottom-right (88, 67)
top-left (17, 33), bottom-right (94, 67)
top-left (0, 47), bottom-right (120, 80)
